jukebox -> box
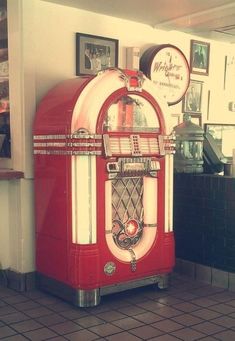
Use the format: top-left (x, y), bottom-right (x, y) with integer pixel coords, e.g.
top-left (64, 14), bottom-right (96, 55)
top-left (33, 68), bottom-right (175, 307)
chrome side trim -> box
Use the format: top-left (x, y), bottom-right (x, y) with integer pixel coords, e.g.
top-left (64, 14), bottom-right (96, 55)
top-left (75, 289), bottom-right (100, 308)
top-left (100, 274), bottom-right (169, 295)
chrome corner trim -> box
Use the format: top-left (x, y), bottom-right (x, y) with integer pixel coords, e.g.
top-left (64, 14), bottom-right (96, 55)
top-left (75, 288), bottom-right (100, 307)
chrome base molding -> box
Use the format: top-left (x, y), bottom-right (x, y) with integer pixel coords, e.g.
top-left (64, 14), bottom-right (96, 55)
top-left (36, 272), bottom-right (169, 308)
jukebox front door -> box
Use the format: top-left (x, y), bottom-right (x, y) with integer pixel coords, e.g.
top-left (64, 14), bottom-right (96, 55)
top-left (96, 90), bottom-right (171, 290)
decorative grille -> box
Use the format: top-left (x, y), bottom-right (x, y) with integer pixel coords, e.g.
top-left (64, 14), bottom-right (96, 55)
top-left (111, 177), bottom-right (143, 223)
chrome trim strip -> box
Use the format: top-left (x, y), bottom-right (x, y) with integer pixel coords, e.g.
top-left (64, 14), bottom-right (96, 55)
top-left (72, 142), bottom-right (102, 147)
top-left (33, 142), bottom-right (67, 147)
top-left (34, 134), bottom-right (102, 140)
top-left (34, 150), bottom-right (102, 155)
top-left (33, 134), bottom-right (68, 140)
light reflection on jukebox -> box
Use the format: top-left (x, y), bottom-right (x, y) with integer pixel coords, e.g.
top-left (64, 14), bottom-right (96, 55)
top-left (33, 68), bottom-right (175, 307)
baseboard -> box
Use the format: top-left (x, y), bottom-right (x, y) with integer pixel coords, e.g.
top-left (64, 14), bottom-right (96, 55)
top-left (175, 258), bottom-right (235, 292)
top-left (0, 269), bottom-right (36, 292)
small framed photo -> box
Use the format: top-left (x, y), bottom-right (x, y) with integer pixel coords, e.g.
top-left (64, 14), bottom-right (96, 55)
top-left (190, 40), bottom-right (210, 75)
top-left (76, 33), bottom-right (119, 76)
top-left (182, 79), bottom-right (203, 114)
top-left (190, 113), bottom-right (202, 127)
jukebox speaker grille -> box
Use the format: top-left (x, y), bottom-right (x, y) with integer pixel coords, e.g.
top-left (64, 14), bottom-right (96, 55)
top-left (111, 177), bottom-right (143, 223)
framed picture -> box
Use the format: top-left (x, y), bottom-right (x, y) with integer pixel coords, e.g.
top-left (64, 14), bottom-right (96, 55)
top-left (182, 79), bottom-right (203, 114)
top-left (190, 113), bottom-right (202, 127)
top-left (76, 33), bottom-right (119, 75)
top-left (190, 40), bottom-right (210, 75)
top-left (204, 123), bottom-right (235, 160)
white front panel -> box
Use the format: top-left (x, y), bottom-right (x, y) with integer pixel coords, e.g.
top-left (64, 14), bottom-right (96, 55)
top-left (164, 154), bottom-right (174, 232)
top-left (72, 155), bottom-right (97, 244)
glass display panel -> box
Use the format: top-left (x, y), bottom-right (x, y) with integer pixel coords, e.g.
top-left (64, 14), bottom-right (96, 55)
top-left (103, 94), bottom-right (160, 133)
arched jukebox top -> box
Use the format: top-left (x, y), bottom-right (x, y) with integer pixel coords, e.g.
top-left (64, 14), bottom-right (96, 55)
top-left (33, 68), bottom-right (174, 157)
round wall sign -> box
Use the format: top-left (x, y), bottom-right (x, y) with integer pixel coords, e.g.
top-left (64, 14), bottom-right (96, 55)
top-left (140, 44), bottom-right (190, 106)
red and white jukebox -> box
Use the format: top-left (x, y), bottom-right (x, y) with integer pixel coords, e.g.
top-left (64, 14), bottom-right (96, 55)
top-left (33, 68), bottom-right (175, 307)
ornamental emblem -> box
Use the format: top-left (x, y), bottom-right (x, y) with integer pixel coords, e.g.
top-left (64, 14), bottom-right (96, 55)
top-left (104, 262), bottom-right (116, 276)
top-left (112, 219), bottom-right (143, 250)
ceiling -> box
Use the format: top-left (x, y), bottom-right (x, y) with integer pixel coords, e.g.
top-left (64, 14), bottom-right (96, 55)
top-left (43, 0), bottom-right (235, 43)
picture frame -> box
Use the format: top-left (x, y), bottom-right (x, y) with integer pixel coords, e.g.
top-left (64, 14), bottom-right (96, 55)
top-left (190, 40), bottom-right (210, 75)
top-left (190, 113), bottom-right (202, 127)
top-left (204, 123), bottom-right (235, 160)
top-left (182, 79), bottom-right (203, 114)
top-left (76, 33), bottom-right (119, 76)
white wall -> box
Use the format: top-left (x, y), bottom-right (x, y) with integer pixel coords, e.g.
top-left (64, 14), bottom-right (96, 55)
top-left (0, 0), bottom-right (234, 273)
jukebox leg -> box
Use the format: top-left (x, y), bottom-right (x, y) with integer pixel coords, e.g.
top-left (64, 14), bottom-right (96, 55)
top-left (75, 289), bottom-right (100, 307)
top-left (157, 274), bottom-right (169, 289)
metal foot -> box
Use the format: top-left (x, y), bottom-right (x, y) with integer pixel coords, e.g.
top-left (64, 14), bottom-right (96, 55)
top-left (75, 289), bottom-right (100, 307)
top-left (157, 274), bottom-right (169, 289)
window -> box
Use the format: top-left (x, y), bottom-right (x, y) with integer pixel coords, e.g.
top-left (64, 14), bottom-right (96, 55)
top-left (103, 94), bottom-right (160, 133)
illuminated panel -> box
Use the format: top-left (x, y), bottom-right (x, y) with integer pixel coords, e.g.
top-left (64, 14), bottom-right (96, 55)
top-left (72, 155), bottom-right (97, 244)
top-left (107, 136), bottom-right (160, 156)
top-left (140, 137), bottom-right (159, 154)
top-left (164, 154), bottom-right (174, 232)
top-left (109, 137), bottom-right (132, 155)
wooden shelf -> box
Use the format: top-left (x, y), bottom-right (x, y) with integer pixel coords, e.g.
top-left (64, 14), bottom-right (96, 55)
top-left (0, 169), bottom-right (24, 180)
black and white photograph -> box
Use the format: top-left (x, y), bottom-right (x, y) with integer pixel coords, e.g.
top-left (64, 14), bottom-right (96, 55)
top-left (182, 79), bottom-right (203, 114)
top-left (190, 40), bottom-right (210, 75)
top-left (76, 33), bottom-right (118, 75)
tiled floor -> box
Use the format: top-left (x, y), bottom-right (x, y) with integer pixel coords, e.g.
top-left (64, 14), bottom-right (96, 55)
top-left (1, 273), bottom-right (235, 340)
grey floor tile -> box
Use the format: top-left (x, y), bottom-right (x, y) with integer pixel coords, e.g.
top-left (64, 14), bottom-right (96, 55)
top-left (24, 306), bottom-right (54, 318)
top-left (171, 313), bottom-right (203, 326)
top-left (0, 325), bottom-right (17, 338)
top-left (65, 329), bottom-right (102, 341)
top-left (136, 300), bottom-right (166, 311)
top-left (129, 325), bottom-right (164, 339)
top-left (0, 336), bottom-right (29, 341)
top-left (49, 320), bottom-right (82, 335)
top-left (96, 310), bottom-right (127, 322)
top-left (2, 294), bottom-right (29, 305)
top-left (192, 321), bottom-right (226, 335)
top-left (0, 305), bottom-right (18, 316)
top-left (151, 319), bottom-right (183, 332)
top-left (171, 327), bottom-right (206, 340)
top-left (23, 327), bottom-right (58, 340)
top-left (10, 320), bottom-right (43, 333)
top-left (59, 308), bottom-right (89, 319)
top-left (209, 303), bottom-right (235, 314)
top-left (155, 296), bottom-right (183, 306)
top-left (88, 322), bottom-right (123, 337)
top-left (211, 315), bottom-right (235, 328)
top-left (133, 311), bottom-right (164, 324)
top-left (190, 297), bottom-right (218, 307)
top-left (36, 313), bottom-right (67, 326)
top-left (75, 315), bottom-right (105, 327)
top-left (116, 305), bottom-right (147, 316)
top-left (172, 302), bottom-right (200, 313)
top-left (149, 335), bottom-right (182, 341)
top-left (154, 306), bottom-right (183, 318)
top-left (214, 329), bottom-right (235, 340)
top-left (13, 300), bottom-right (42, 311)
top-left (0, 311), bottom-right (30, 324)
top-left (191, 308), bottom-right (222, 320)
top-left (106, 331), bottom-right (142, 340)
top-left (112, 317), bottom-right (144, 330)
top-left (209, 291), bottom-right (235, 303)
